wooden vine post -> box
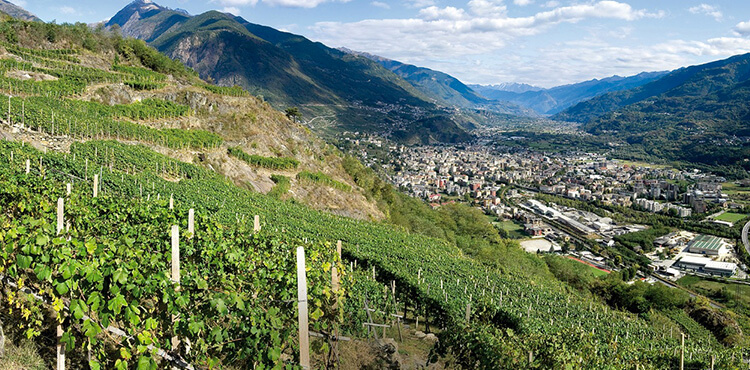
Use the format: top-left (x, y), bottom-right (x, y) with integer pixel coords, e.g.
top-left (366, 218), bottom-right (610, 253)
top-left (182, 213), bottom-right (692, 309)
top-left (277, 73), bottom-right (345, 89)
top-left (297, 246), bottom-right (310, 369)
top-left (25, 159), bottom-right (30, 174)
top-left (93, 174), bottom-right (98, 198)
top-left (56, 198), bottom-right (65, 370)
top-left (254, 215), bottom-right (260, 232)
top-left (171, 225), bottom-right (181, 363)
top-left (680, 333), bottom-right (684, 370)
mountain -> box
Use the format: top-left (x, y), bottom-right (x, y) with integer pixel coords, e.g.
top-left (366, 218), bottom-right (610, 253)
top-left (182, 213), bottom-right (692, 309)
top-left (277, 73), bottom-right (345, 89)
top-left (555, 53), bottom-right (750, 174)
top-left (341, 49), bottom-right (534, 118)
top-left (0, 0), bottom-right (40, 21)
top-left (106, 1), bottom-right (472, 144)
top-left (471, 72), bottom-right (668, 115)
top-left (470, 82), bottom-right (542, 94)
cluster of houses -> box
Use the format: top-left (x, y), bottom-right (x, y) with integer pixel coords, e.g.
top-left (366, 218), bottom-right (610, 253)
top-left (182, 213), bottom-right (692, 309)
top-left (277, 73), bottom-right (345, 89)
top-left (388, 145), bottom-right (729, 219)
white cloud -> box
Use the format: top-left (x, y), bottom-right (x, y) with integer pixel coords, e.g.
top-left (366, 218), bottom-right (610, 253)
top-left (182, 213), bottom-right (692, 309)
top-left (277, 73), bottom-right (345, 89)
top-left (59, 6), bottom-right (76, 14)
top-left (222, 6), bottom-right (241, 15)
top-left (216, 0), bottom-right (258, 5)
top-left (261, 0), bottom-right (349, 7)
top-left (468, 0), bottom-right (507, 17)
top-left (542, 1), bottom-right (559, 7)
top-left (688, 4), bottom-right (722, 22)
top-left (419, 6), bottom-right (466, 21)
top-left (405, 0), bottom-right (436, 9)
top-left (734, 20), bottom-right (750, 36)
top-left (371, 1), bottom-right (390, 9)
top-left (312, 1), bottom-right (664, 62)
top-left (514, 0), bottom-right (533, 6)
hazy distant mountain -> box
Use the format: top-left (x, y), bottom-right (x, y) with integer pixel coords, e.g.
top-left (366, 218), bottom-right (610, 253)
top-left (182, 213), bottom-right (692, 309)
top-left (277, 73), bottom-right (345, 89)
top-left (107, 1), bottom-right (472, 144)
top-left (471, 72), bottom-right (668, 115)
top-left (0, 0), bottom-right (40, 22)
top-left (470, 82), bottom-right (542, 95)
top-left (555, 53), bottom-right (750, 173)
top-left (341, 49), bottom-right (534, 116)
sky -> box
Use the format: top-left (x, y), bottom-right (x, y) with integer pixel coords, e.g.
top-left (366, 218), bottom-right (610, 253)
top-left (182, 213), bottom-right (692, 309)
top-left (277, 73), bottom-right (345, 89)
top-left (12, 0), bottom-right (750, 88)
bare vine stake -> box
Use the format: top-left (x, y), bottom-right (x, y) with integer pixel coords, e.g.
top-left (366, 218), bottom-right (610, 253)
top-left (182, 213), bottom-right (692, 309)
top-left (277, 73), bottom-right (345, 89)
top-left (297, 247), bottom-right (310, 369)
top-left (93, 175), bottom-right (98, 198)
top-left (25, 159), bottom-right (30, 174)
top-left (254, 215), bottom-right (260, 232)
top-left (680, 333), bottom-right (684, 370)
top-left (66, 183), bottom-right (71, 196)
top-left (169, 194), bottom-right (174, 210)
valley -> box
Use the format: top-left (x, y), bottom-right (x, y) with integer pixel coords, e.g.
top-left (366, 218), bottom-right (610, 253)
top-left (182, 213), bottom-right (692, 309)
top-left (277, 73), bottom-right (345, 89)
top-left (0, 1), bottom-right (749, 369)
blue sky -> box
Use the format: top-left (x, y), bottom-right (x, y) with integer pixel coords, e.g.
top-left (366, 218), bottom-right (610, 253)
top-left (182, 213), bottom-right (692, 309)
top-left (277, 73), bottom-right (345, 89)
top-left (12, 0), bottom-right (750, 87)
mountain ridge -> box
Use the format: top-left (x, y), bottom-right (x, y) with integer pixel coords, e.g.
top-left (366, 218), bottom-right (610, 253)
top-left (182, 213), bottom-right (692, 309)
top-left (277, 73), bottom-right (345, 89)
top-left (554, 52), bottom-right (750, 173)
top-left (472, 71), bottom-right (668, 115)
top-left (0, 0), bottom-right (40, 22)
top-left (106, 2), bottom-right (473, 144)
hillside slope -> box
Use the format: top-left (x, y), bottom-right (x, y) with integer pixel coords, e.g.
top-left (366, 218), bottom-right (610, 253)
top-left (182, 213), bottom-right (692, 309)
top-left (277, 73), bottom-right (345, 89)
top-left (107, 1), bottom-right (472, 144)
top-left (0, 18), bottom-right (383, 220)
top-left (0, 16), bottom-right (747, 370)
top-left (554, 53), bottom-right (750, 172)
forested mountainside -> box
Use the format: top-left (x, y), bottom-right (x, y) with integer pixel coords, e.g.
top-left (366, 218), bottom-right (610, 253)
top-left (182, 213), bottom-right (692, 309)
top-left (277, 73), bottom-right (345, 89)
top-left (555, 53), bottom-right (750, 173)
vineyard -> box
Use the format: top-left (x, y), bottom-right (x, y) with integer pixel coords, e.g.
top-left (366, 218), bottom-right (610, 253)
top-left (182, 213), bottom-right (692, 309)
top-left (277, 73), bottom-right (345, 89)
top-left (0, 19), bottom-right (747, 369)
top-left (2, 139), bottom-right (748, 368)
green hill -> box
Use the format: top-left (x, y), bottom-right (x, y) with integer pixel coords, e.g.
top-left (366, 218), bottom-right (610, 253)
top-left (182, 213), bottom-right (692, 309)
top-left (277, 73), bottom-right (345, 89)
top-left (553, 53), bottom-right (750, 174)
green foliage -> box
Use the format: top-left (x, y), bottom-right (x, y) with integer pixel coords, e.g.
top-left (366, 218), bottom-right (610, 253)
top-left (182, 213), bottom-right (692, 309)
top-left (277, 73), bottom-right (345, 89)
top-left (115, 38), bottom-right (195, 79)
top-left (614, 226), bottom-right (671, 253)
top-left (227, 146), bottom-right (299, 170)
top-left (545, 256), bottom-right (599, 291)
top-left (267, 174), bottom-right (290, 199)
top-left (296, 170), bottom-right (351, 192)
top-left (198, 83), bottom-right (248, 97)
top-left (590, 275), bottom-right (690, 314)
top-left (284, 107), bottom-right (301, 122)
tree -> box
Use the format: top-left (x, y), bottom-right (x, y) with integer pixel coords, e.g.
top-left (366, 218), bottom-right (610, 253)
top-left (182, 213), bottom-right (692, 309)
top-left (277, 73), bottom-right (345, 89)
top-left (285, 107), bottom-right (301, 122)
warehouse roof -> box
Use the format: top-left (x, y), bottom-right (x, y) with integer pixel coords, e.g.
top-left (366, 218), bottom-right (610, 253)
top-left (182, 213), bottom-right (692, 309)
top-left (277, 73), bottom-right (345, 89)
top-left (688, 234), bottom-right (723, 251)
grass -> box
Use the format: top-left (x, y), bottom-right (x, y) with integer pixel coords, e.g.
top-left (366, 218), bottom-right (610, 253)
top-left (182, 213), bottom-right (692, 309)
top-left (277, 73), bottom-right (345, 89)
top-left (0, 337), bottom-right (47, 370)
top-left (495, 220), bottom-right (526, 239)
top-left (565, 256), bottom-right (610, 277)
top-left (714, 212), bottom-right (747, 223)
top-left (722, 182), bottom-right (750, 195)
